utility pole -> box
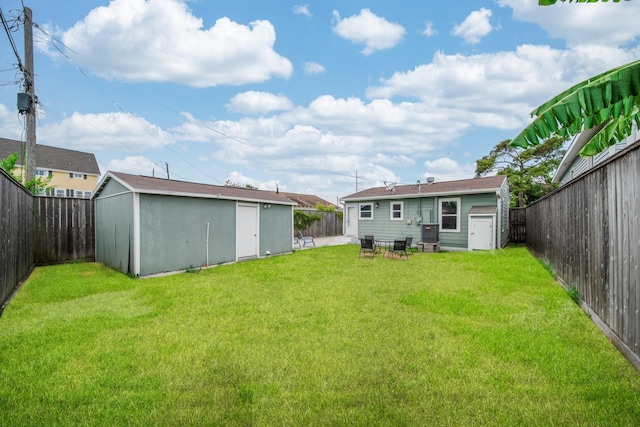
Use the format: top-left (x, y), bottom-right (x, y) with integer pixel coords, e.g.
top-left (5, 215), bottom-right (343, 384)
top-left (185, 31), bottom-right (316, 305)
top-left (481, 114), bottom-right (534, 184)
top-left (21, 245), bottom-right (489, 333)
top-left (23, 7), bottom-right (36, 184)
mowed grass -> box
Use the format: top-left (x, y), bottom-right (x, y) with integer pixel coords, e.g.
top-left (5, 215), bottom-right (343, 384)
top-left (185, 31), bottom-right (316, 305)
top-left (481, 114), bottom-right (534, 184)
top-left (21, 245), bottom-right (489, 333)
top-left (1, 246), bottom-right (639, 426)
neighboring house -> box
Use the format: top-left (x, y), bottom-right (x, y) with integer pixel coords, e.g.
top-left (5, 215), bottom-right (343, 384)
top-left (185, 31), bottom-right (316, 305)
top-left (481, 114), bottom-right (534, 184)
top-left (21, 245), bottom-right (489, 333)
top-left (277, 191), bottom-right (340, 211)
top-left (340, 175), bottom-right (509, 251)
top-left (0, 137), bottom-right (100, 198)
top-left (92, 171), bottom-right (297, 277)
top-left (553, 124), bottom-right (640, 186)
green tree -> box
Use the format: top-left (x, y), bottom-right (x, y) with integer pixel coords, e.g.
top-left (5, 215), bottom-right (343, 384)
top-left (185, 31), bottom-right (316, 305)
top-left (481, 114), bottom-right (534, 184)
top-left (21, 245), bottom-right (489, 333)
top-left (1, 152), bottom-right (53, 195)
top-left (540, 0), bottom-right (628, 4)
top-left (476, 136), bottom-right (566, 207)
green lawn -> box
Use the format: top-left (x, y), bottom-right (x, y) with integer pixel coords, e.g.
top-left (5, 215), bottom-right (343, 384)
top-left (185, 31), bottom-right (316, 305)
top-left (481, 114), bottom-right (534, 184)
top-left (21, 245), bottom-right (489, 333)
top-left (1, 245), bottom-right (639, 426)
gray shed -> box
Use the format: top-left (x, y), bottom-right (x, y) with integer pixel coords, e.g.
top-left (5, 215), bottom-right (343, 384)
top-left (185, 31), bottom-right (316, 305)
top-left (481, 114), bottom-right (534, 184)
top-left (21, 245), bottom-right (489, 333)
top-left (93, 171), bottom-right (297, 277)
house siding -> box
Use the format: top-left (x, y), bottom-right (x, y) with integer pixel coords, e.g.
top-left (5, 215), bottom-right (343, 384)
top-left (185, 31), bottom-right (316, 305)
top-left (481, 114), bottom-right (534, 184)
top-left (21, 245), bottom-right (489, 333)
top-left (353, 193), bottom-right (500, 250)
top-left (138, 194), bottom-right (237, 276)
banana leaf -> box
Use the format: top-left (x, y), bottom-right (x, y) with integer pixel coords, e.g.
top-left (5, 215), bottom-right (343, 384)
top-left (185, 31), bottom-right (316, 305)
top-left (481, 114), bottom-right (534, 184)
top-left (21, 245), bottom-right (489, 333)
top-left (511, 59), bottom-right (640, 153)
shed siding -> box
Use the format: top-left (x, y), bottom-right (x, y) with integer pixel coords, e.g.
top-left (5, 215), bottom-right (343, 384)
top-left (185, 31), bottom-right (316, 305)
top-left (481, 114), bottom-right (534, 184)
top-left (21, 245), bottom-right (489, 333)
top-left (260, 204), bottom-right (294, 255)
top-left (95, 189), bottom-right (134, 275)
top-left (138, 194), bottom-right (236, 276)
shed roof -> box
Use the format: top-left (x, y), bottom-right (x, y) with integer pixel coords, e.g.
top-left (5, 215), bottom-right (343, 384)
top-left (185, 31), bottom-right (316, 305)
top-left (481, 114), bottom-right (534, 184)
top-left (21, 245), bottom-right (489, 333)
top-left (340, 175), bottom-right (507, 202)
top-left (0, 137), bottom-right (100, 175)
top-left (94, 171), bottom-right (297, 205)
top-left (277, 191), bottom-right (337, 209)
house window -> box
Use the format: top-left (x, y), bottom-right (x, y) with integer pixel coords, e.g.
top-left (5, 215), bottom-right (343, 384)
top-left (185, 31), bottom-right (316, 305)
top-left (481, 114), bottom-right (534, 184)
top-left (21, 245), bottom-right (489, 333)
top-left (55, 188), bottom-right (67, 197)
top-left (359, 203), bottom-right (373, 220)
top-left (74, 190), bottom-right (92, 199)
top-left (439, 198), bottom-right (460, 232)
top-left (390, 201), bottom-right (403, 220)
top-left (35, 169), bottom-right (48, 177)
top-left (70, 173), bottom-right (86, 179)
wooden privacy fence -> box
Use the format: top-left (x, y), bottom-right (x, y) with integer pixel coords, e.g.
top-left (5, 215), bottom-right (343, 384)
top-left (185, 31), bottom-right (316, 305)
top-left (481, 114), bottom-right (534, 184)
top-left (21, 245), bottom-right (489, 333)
top-left (298, 211), bottom-right (343, 237)
top-left (34, 197), bottom-right (95, 264)
top-left (1, 169), bottom-right (96, 313)
top-left (0, 169), bottom-right (34, 314)
top-left (525, 142), bottom-right (640, 370)
top-left (509, 208), bottom-right (526, 243)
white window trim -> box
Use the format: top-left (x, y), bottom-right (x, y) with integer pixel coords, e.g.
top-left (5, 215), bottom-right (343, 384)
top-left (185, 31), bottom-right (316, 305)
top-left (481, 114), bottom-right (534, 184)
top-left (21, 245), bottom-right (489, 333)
top-left (71, 173), bottom-right (85, 179)
top-left (359, 203), bottom-right (374, 220)
top-left (389, 201), bottom-right (404, 221)
top-left (439, 197), bottom-right (461, 233)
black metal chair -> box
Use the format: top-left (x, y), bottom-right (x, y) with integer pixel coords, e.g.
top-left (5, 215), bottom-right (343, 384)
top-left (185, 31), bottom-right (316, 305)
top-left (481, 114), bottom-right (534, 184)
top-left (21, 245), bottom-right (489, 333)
top-left (389, 239), bottom-right (408, 260)
top-left (364, 235), bottom-right (377, 253)
top-left (405, 236), bottom-right (415, 255)
top-left (359, 238), bottom-right (375, 258)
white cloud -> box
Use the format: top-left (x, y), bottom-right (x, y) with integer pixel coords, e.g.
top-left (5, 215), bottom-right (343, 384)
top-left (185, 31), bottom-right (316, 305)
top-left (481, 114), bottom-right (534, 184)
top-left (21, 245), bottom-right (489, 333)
top-left (451, 8), bottom-right (495, 45)
top-left (226, 91), bottom-right (294, 115)
top-left (499, 0), bottom-right (640, 48)
top-left (367, 45), bottom-right (638, 130)
top-left (107, 156), bottom-right (157, 176)
top-left (423, 157), bottom-right (475, 181)
top-left (49, 0), bottom-right (292, 87)
top-left (40, 112), bottom-right (173, 151)
top-left (422, 21), bottom-right (437, 37)
top-left (303, 61), bottom-right (326, 75)
top-left (292, 4), bottom-right (312, 18)
top-left (332, 9), bottom-right (405, 55)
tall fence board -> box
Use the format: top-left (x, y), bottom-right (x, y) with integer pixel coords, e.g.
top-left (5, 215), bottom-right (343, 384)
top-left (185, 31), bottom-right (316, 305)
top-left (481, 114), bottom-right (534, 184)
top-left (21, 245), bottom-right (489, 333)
top-left (526, 142), bottom-right (640, 369)
top-left (0, 170), bottom-right (34, 313)
top-left (509, 208), bottom-right (526, 243)
top-left (299, 211), bottom-right (343, 237)
top-left (34, 197), bottom-right (95, 264)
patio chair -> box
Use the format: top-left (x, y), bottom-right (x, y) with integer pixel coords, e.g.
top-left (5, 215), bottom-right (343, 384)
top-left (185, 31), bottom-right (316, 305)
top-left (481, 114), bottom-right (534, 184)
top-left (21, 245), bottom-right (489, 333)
top-left (389, 239), bottom-right (408, 260)
top-left (293, 235), bottom-right (302, 249)
top-left (405, 236), bottom-right (415, 255)
top-left (364, 235), bottom-right (377, 252)
top-left (297, 230), bottom-right (316, 247)
top-left (359, 237), bottom-right (375, 258)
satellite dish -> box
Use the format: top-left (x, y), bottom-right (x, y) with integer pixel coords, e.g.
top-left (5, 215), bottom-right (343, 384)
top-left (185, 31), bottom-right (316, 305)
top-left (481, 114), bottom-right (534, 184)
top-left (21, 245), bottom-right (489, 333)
top-left (384, 181), bottom-right (397, 191)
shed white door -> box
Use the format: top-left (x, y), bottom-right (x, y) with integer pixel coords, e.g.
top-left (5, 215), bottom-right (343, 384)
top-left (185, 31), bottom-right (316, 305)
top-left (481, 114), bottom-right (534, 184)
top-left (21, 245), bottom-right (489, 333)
top-left (469, 217), bottom-right (494, 250)
top-left (237, 204), bottom-right (259, 260)
top-left (345, 205), bottom-right (358, 236)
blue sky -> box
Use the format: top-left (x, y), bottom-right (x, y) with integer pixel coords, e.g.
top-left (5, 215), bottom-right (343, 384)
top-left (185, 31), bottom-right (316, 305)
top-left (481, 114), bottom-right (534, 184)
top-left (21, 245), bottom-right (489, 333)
top-left (1, 0), bottom-right (639, 203)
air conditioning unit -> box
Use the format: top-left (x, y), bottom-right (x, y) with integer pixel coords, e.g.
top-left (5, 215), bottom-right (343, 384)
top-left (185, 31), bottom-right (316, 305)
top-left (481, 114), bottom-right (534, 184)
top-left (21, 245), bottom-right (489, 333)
top-left (421, 224), bottom-right (439, 243)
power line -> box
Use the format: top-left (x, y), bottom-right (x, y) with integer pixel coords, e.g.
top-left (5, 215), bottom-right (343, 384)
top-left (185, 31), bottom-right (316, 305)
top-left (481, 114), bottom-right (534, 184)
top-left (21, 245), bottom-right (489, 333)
top-left (0, 7), bottom-right (23, 73)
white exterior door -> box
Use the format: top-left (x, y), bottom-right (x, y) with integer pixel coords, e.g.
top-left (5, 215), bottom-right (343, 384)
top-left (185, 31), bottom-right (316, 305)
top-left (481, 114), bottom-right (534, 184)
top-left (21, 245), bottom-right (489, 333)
top-left (469, 217), bottom-right (494, 250)
top-left (345, 205), bottom-right (358, 236)
top-left (237, 204), bottom-right (259, 260)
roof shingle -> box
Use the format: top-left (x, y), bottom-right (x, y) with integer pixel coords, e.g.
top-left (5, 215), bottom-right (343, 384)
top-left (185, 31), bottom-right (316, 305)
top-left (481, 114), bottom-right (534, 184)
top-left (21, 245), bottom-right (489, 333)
top-left (0, 138), bottom-right (100, 175)
top-left (341, 175), bottom-right (506, 201)
top-left (98, 171), bottom-right (297, 205)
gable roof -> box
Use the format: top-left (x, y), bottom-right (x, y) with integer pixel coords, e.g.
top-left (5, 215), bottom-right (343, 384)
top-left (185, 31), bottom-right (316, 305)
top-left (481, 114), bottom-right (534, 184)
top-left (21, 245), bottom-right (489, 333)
top-left (276, 191), bottom-right (337, 209)
top-left (0, 137), bottom-right (100, 175)
top-left (94, 171), bottom-right (297, 205)
top-left (340, 175), bottom-right (507, 202)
